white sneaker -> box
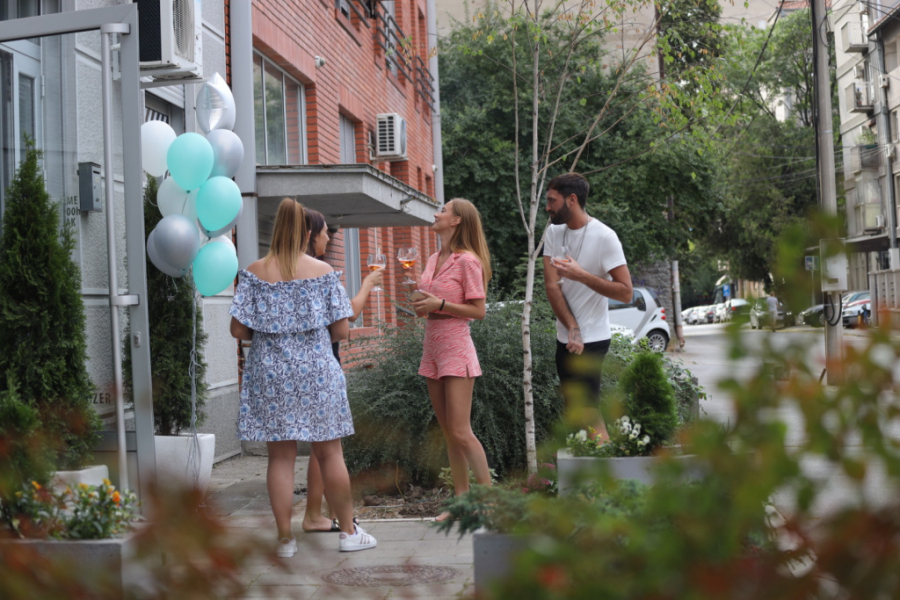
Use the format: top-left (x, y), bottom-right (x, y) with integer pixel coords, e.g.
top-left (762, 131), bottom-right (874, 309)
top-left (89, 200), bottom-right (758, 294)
top-left (339, 525), bottom-right (377, 552)
top-left (276, 537), bottom-right (297, 558)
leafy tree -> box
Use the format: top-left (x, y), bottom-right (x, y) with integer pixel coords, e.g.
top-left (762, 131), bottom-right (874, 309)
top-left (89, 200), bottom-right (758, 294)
top-left (0, 143), bottom-right (99, 469)
top-left (123, 176), bottom-right (207, 436)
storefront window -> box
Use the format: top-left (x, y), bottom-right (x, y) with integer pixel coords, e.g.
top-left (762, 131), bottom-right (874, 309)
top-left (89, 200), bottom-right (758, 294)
top-left (253, 53), bottom-right (306, 165)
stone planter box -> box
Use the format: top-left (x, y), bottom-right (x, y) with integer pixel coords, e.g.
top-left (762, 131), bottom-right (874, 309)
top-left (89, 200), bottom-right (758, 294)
top-left (52, 464), bottom-right (110, 492)
top-left (1, 531), bottom-right (151, 593)
top-left (155, 433), bottom-right (216, 494)
top-left (473, 529), bottom-right (530, 595)
top-left (557, 449), bottom-right (702, 494)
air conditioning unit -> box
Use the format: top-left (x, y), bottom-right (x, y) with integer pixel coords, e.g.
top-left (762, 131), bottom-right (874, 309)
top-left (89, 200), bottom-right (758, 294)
top-left (881, 75), bottom-right (891, 88)
top-left (854, 64), bottom-right (867, 79)
top-left (138, 0), bottom-right (203, 80)
top-left (876, 215), bottom-right (885, 228)
top-left (887, 143), bottom-right (896, 159)
top-left (376, 113), bottom-right (408, 161)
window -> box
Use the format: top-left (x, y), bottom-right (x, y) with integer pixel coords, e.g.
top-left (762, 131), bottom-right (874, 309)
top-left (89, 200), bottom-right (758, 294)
top-left (344, 227), bottom-right (363, 327)
top-left (253, 53), bottom-right (306, 166)
top-left (144, 93), bottom-right (185, 134)
top-left (340, 115), bottom-right (356, 164)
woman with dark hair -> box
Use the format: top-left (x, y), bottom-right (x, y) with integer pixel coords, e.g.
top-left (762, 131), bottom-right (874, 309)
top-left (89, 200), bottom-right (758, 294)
top-left (411, 198), bottom-right (492, 521)
top-left (229, 198), bottom-right (376, 554)
top-left (301, 208), bottom-right (384, 533)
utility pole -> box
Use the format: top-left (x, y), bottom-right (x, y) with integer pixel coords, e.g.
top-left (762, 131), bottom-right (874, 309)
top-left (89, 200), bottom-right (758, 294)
top-left (811, 0), bottom-right (842, 383)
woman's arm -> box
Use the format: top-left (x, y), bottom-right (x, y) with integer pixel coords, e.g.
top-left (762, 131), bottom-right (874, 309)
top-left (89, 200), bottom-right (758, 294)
top-left (329, 317), bottom-right (350, 342)
top-left (411, 292), bottom-right (486, 320)
top-left (349, 269), bottom-right (384, 322)
top-left (230, 317), bottom-right (253, 341)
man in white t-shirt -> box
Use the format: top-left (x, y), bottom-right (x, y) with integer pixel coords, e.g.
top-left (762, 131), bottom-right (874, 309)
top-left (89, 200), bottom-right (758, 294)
top-left (543, 173), bottom-right (633, 442)
top-left (766, 291), bottom-right (779, 332)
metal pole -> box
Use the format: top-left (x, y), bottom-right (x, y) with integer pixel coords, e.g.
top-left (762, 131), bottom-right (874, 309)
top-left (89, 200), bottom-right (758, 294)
top-left (811, 0), bottom-right (842, 383)
top-left (672, 260), bottom-right (684, 349)
top-left (426, 0), bottom-right (444, 204)
top-left (101, 23), bottom-right (130, 491)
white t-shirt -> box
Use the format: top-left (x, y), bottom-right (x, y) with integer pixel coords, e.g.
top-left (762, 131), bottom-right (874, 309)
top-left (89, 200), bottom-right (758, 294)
top-left (544, 219), bottom-right (628, 344)
top-left (766, 296), bottom-right (778, 312)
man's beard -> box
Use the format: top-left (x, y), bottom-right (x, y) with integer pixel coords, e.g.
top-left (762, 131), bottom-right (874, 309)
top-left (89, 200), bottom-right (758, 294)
top-left (549, 203), bottom-right (572, 225)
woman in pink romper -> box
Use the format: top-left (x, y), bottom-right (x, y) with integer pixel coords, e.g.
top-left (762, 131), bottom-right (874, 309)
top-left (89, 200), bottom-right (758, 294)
top-left (411, 199), bottom-right (493, 520)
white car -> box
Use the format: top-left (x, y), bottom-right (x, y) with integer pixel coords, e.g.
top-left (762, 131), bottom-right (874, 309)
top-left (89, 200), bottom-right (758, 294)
top-left (608, 287), bottom-right (671, 352)
top-left (714, 302), bottom-right (729, 323)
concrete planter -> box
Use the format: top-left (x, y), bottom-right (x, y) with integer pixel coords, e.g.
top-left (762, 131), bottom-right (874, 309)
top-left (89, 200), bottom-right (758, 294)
top-left (557, 449), bottom-right (701, 494)
top-left (155, 433), bottom-right (216, 494)
top-left (1, 531), bottom-right (149, 592)
top-left (473, 530), bottom-right (530, 595)
top-left (52, 465), bottom-right (110, 492)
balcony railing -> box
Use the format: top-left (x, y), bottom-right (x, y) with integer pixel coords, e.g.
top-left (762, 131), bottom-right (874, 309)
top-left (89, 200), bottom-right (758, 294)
top-left (846, 80), bottom-right (874, 113)
top-left (850, 143), bottom-right (880, 172)
top-left (374, 4), bottom-right (436, 109)
top-left (336, 0), bottom-right (375, 27)
top-left (841, 21), bottom-right (868, 53)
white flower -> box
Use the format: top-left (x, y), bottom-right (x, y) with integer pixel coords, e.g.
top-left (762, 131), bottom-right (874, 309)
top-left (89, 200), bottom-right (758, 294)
top-left (642, 435), bottom-right (650, 445)
top-left (633, 423), bottom-right (641, 435)
top-left (576, 430), bottom-right (588, 442)
top-left (629, 431), bottom-right (638, 440)
top-left (621, 416), bottom-right (631, 424)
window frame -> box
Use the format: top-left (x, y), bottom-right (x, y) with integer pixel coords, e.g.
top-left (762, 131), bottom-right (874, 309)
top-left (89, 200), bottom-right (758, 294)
top-left (343, 228), bottom-right (363, 327)
top-left (253, 51), bottom-right (308, 166)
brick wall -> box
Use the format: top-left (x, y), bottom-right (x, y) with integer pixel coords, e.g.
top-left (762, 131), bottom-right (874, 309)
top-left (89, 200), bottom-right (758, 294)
top-left (251, 0), bottom-right (440, 343)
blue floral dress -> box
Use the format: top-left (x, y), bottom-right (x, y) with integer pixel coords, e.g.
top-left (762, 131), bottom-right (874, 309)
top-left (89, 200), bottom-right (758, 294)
top-left (229, 270), bottom-right (355, 442)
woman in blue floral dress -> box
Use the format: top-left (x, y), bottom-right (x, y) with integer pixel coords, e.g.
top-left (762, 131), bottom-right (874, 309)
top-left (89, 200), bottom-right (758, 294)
top-left (230, 198), bottom-right (377, 555)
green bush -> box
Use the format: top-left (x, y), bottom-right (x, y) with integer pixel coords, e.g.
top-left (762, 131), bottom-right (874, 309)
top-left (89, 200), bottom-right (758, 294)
top-left (342, 295), bottom-right (563, 485)
top-left (123, 176), bottom-right (207, 436)
top-left (0, 143), bottom-right (99, 469)
top-left (617, 349), bottom-right (678, 449)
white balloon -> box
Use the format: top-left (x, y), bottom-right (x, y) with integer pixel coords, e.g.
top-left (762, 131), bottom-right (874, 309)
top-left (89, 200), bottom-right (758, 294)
top-left (141, 121), bottom-right (177, 177)
top-left (196, 73), bottom-right (236, 134)
top-left (207, 129), bottom-right (245, 179)
top-left (157, 177), bottom-right (199, 222)
top-left (205, 234), bottom-right (236, 252)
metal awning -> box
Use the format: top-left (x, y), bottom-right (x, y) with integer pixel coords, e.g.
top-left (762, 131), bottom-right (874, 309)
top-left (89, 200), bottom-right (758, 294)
top-left (846, 232), bottom-right (890, 253)
top-left (256, 164), bottom-right (439, 229)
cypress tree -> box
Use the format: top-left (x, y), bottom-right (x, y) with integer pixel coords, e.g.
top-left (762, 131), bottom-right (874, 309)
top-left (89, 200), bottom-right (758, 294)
top-left (0, 143), bottom-right (100, 469)
top-left (124, 176), bottom-right (207, 436)
top-left (619, 349), bottom-right (678, 449)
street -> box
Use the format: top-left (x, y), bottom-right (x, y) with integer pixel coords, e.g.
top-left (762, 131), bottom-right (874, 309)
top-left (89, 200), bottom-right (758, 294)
top-left (675, 323), bottom-right (897, 518)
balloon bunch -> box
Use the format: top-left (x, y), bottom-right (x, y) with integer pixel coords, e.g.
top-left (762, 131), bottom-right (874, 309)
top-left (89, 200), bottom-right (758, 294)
top-left (140, 74), bottom-right (244, 297)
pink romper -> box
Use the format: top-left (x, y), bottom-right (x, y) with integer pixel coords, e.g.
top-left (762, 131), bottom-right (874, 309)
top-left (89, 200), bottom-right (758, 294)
top-left (417, 252), bottom-right (486, 380)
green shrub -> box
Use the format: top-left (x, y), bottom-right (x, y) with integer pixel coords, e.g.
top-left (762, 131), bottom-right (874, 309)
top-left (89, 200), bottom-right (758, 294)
top-left (123, 176), bottom-right (207, 436)
top-left (0, 143), bottom-right (99, 469)
top-left (342, 295), bottom-right (563, 485)
top-left (617, 349), bottom-right (677, 449)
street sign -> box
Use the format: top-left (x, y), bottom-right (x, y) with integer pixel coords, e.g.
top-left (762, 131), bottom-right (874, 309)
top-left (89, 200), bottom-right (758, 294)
top-left (805, 255), bottom-right (819, 271)
top-left (723, 284), bottom-right (730, 297)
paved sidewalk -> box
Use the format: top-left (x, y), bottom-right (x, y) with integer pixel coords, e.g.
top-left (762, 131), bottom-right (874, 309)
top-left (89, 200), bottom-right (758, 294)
top-left (208, 455), bottom-right (474, 599)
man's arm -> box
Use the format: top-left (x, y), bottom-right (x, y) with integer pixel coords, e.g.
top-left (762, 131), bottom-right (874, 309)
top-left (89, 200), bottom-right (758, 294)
top-left (543, 256), bottom-right (584, 354)
top-left (553, 259), bottom-right (633, 304)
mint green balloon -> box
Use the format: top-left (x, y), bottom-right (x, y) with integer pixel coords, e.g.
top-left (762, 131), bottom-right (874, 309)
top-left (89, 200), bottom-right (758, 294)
top-left (192, 241), bottom-right (238, 296)
top-left (196, 176), bottom-right (242, 237)
top-left (166, 132), bottom-right (214, 191)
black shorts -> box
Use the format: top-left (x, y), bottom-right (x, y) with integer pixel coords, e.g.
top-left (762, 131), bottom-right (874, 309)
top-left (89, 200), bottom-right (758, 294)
top-left (555, 338), bottom-right (611, 406)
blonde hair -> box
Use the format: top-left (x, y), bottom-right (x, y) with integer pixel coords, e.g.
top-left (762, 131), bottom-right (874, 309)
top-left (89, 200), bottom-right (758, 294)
top-left (447, 198), bottom-right (492, 288)
top-left (264, 198), bottom-right (308, 280)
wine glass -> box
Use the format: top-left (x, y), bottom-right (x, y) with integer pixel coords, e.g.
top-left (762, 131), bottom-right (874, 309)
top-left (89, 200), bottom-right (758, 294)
top-left (552, 245), bottom-right (570, 285)
top-left (397, 247), bottom-right (418, 286)
top-left (367, 252), bottom-right (387, 292)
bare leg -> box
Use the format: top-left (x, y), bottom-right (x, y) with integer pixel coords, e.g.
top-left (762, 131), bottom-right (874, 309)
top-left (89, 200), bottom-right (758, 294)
top-left (427, 377), bottom-right (470, 496)
top-left (442, 376), bottom-right (492, 488)
top-left (302, 453), bottom-right (334, 532)
top-left (310, 439), bottom-right (355, 535)
top-left (267, 440), bottom-right (298, 540)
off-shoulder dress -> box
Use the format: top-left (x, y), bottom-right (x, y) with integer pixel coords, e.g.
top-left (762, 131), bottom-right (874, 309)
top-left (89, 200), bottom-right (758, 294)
top-left (229, 270), bottom-right (355, 442)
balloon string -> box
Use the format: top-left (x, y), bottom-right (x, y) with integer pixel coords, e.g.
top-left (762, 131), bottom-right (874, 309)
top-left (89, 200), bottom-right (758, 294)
top-left (186, 274), bottom-right (201, 485)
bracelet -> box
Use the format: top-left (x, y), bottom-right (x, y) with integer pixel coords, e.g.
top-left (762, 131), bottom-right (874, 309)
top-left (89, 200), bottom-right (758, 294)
top-left (440, 299), bottom-right (446, 312)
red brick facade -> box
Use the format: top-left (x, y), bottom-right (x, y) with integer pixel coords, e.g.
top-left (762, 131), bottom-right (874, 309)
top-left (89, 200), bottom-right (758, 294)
top-left (249, 0), bottom-right (440, 343)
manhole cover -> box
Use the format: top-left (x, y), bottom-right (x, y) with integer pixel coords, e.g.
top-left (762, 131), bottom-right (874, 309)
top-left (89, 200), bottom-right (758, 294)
top-left (323, 565), bottom-right (461, 587)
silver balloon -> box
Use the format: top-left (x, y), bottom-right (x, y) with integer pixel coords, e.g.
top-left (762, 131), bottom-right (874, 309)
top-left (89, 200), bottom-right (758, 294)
top-left (200, 202), bottom-right (243, 239)
top-left (155, 214), bottom-right (201, 270)
top-left (147, 228), bottom-right (188, 278)
top-left (207, 130), bottom-right (245, 179)
top-left (196, 73), bottom-right (236, 134)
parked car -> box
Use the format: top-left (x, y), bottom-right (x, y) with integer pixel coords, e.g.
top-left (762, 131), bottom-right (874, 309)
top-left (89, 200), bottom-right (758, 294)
top-left (704, 305), bottom-right (716, 324)
top-left (684, 306), bottom-right (701, 325)
top-left (798, 290), bottom-right (869, 327)
top-left (714, 302), bottom-right (729, 323)
top-left (608, 287), bottom-right (670, 352)
top-left (749, 298), bottom-right (793, 330)
top-left (842, 297), bottom-right (871, 328)
top-left (724, 298), bottom-right (750, 322)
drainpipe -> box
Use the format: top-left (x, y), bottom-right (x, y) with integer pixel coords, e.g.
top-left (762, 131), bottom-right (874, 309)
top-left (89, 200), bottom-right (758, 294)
top-left (426, 0), bottom-right (444, 205)
top-left (231, 0), bottom-right (259, 269)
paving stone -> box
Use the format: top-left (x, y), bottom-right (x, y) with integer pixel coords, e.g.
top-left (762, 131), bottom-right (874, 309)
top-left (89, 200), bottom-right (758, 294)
top-left (240, 584), bottom-right (320, 599)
